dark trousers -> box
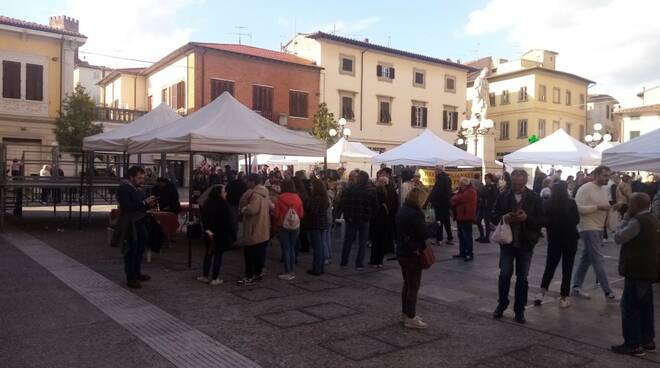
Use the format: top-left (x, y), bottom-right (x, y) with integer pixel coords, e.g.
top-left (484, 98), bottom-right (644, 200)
top-left (540, 239), bottom-right (577, 297)
top-left (457, 221), bottom-right (474, 257)
top-left (621, 278), bottom-right (655, 348)
top-left (498, 246), bottom-right (533, 313)
top-left (341, 220), bottom-right (369, 267)
top-left (398, 255), bottom-right (422, 318)
top-left (202, 237), bottom-right (225, 280)
top-left (299, 229), bottom-right (311, 252)
top-left (476, 207), bottom-right (492, 239)
top-left (123, 223), bottom-right (148, 282)
top-left (434, 207), bottom-right (452, 241)
top-left (243, 241), bottom-right (268, 278)
top-left (309, 229), bottom-right (327, 274)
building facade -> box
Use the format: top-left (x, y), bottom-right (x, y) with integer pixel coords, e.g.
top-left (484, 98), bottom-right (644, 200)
top-left (73, 61), bottom-right (111, 105)
top-left (616, 104), bottom-right (660, 143)
top-left (98, 43), bottom-right (321, 130)
top-left (284, 32), bottom-right (473, 152)
top-left (0, 15), bottom-right (86, 169)
top-left (587, 94), bottom-right (620, 141)
top-left (466, 50), bottom-right (593, 160)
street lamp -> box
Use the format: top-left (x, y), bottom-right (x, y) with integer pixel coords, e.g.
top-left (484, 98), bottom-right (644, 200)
top-left (329, 118), bottom-right (351, 140)
top-left (458, 118), bottom-right (494, 155)
top-left (584, 122), bottom-right (612, 147)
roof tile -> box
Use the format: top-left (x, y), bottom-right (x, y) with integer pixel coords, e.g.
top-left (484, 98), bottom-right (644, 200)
top-left (0, 15), bottom-right (86, 37)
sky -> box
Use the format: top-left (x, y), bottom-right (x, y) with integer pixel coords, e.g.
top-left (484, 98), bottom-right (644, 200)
top-left (4, 0), bottom-right (659, 106)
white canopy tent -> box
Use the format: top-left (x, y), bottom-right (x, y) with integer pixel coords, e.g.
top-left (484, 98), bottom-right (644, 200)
top-left (594, 140), bottom-right (616, 152)
top-left (503, 129), bottom-right (601, 167)
top-left (83, 103), bottom-right (181, 152)
top-left (602, 127), bottom-right (660, 172)
top-left (327, 137), bottom-right (378, 163)
top-left (371, 129), bottom-right (482, 167)
top-left (127, 92), bottom-right (325, 156)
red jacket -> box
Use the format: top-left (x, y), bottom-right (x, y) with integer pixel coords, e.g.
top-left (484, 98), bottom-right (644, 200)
top-left (272, 192), bottom-right (304, 229)
top-left (450, 185), bottom-right (477, 222)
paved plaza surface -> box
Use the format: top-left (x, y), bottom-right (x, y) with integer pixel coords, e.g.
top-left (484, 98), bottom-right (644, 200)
top-left (2, 212), bottom-right (659, 367)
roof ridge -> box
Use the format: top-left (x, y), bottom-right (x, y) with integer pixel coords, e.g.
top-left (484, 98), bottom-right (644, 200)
top-left (0, 15), bottom-right (86, 38)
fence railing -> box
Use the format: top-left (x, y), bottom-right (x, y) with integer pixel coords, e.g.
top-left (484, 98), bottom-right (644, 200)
top-left (94, 107), bottom-right (146, 123)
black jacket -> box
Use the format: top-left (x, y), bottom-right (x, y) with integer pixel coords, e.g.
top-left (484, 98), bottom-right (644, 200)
top-left (428, 172), bottom-right (452, 208)
top-left (152, 181), bottom-right (181, 214)
top-left (491, 189), bottom-right (544, 248)
top-left (306, 195), bottom-right (330, 230)
top-left (618, 212), bottom-right (660, 281)
top-left (202, 198), bottom-right (237, 249)
top-left (395, 202), bottom-right (436, 257)
top-left (478, 183), bottom-right (499, 210)
top-left (340, 183), bottom-right (377, 223)
top-left (543, 198), bottom-right (579, 243)
top-left (226, 179), bottom-right (248, 207)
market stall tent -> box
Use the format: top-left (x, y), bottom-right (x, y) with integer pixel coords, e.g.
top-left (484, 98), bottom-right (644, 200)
top-left (127, 92), bottom-right (326, 156)
top-left (594, 140), bottom-right (616, 152)
top-left (503, 129), bottom-right (601, 167)
top-left (602, 127), bottom-right (660, 172)
top-left (83, 103), bottom-right (181, 152)
top-left (371, 129), bottom-right (482, 167)
top-left (327, 137), bottom-right (378, 163)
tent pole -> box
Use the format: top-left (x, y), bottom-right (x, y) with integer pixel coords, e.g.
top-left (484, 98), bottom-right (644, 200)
top-left (160, 152), bottom-right (167, 178)
top-left (188, 151), bottom-right (194, 268)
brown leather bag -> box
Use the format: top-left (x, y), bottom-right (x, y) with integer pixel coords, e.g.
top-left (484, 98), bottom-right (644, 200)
top-left (419, 246), bottom-right (436, 269)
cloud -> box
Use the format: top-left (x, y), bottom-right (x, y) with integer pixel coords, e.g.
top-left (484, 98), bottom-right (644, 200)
top-left (318, 16), bottom-right (381, 35)
top-left (66, 0), bottom-right (202, 68)
top-left (464, 0), bottom-right (660, 106)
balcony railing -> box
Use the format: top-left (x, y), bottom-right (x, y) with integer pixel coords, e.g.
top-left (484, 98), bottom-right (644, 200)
top-left (94, 107), bottom-right (146, 123)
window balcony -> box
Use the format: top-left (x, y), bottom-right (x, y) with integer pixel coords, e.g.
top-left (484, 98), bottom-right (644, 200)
top-left (94, 107), bottom-right (146, 123)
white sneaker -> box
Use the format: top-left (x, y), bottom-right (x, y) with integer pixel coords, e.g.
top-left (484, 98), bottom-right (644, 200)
top-left (196, 276), bottom-right (210, 283)
top-left (209, 279), bottom-right (223, 286)
top-left (605, 292), bottom-right (620, 303)
top-left (403, 316), bottom-right (428, 329)
top-left (533, 290), bottom-right (546, 306)
top-left (278, 273), bottom-right (295, 281)
top-left (571, 288), bottom-right (591, 300)
top-left (559, 298), bottom-right (571, 308)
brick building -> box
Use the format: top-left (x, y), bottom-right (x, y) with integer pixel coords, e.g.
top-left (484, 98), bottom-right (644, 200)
top-left (98, 43), bottom-right (322, 130)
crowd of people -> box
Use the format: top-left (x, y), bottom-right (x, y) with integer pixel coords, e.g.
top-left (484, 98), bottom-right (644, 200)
top-left (113, 162), bottom-right (660, 357)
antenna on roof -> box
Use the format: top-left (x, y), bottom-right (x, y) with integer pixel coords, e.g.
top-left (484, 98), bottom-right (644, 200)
top-left (386, 35), bottom-right (391, 47)
top-left (331, 24), bottom-right (337, 35)
top-left (230, 26), bottom-right (252, 45)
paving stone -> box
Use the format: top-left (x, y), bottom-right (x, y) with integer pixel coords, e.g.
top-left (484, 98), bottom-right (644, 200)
top-left (257, 310), bottom-right (321, 329)
top-left (511, 345), bottom-right (592, 367)
top-left (299, 302), bottom-right (360, 320)
top-left (480, 355), bottom-right (536, 368)
top-left (232, 287), bottom-right (286, 301)
top-left (293, 280), bottom-right (341, 292)
top-left (366, 324), bottom-right (444, 348)
top-left (321, 335), bottom-right (397, 361)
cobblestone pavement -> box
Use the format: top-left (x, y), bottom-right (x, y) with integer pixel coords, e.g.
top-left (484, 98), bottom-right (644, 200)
top-left (1, 212), bottom-right (658, 367)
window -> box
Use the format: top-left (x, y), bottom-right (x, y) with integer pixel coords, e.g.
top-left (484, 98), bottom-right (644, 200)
top-left (377, 96), bottom-right (392, 124)
top-left (443, 105), bottom-right (458, 131)
top-left (579, 94), bottom-right (585, 110)
top-left (565, 90), bottom-right (572, 106)
top-left (25, 64), bottom-right (43, 101)
top-left (566, 122), bottom-right (572, 135)
top-left (501, 90), bottom-right (510, 104)
top-left (147, 95), bottom-right (152, 111)
top-left (339, 54), bottom-right (355, 75)
top-left (2, 60), bottom-right (20, 99)
top-left (579, 124), bottom-right (585, 140)
top-left (445, 75), bottom-right (456, 93)
top-left (630, 131), bottom-right (640, 140)
top-left (489, 92), bottom-right (496, 107)
top-left (500, 121), bottom-right (510, 140)
top-left (340, 95), bottom-right (355, 120)
top-left (211, 79), bottom-right (235, 100)
top-left (289, 90), bottom-right (308, 118)
top-left (377, 63), bottom-right (395, 80)
top-left (517, 119), bottom-right (528, 138)
top-left (252, 85), bottom-right (273, 116)
top-left (161, 88), bottom-right (167, 103)
top-left (553, 87), bottom-right (561, 104)
top-left (413, 69), bottom-right (425, 87)
top-left (538, 85), bottom-right (547, 102)
top-left (552, 120), bottom-right (560, 132)
top-left (411, 102), bottom-right (427, 128)
top-left (538, 119), bottom-right (546, 137)
top-left (168, 81), bottom-right (185, 110)
top-left (518, 86), bottom-right (528, 102)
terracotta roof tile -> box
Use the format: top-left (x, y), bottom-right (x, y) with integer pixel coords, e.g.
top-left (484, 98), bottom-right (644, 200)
top-left (0, 15), bottom-right (86, 37)
top-left (616, 104), bottom-right (660, 115)
top-left (192, 43), bottom-right (320, 68)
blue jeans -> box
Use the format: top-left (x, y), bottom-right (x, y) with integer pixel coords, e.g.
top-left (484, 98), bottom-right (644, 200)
top-left (457, 221), bottom-right (474, 257)
top-left (341, 220), bottom-right (369, 267)
top-left (278, 229), bottom-right (299, 274)
top-left (323, 228), bottom-right (332, 262)
top-left (498, 246), bottom-right (534, 313)
top-left (310, 229), bottom-right (328, 273)
top-left (621, 278), bottom-right (655, 348)
top-left (571, 230), bottom-right (613, 295)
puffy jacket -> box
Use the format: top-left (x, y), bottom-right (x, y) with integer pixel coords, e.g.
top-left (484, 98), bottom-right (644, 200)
top-left (396, 203), bottom-right (433, 257)
top-left (450, 185), bottom-right (477, 222)
top-left (272, 192), bottom-right (304, 229)
top-left (238, 185), bottom-right (271, 246)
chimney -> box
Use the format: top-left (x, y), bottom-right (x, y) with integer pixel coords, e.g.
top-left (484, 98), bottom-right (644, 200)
top-left (49, 15), bottom-right (79, 33)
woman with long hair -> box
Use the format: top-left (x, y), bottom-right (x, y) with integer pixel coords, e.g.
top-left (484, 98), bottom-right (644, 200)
top-left (272, 179), bottom-right (304, 281)
top-left (534, 181), bottom-right (580, 308)
top-left (197, 185), bottom-right (237, 286)
top-left (370, 177), bottom-right (393, 267)
top-left (307, 178), bottom-right (330, 275)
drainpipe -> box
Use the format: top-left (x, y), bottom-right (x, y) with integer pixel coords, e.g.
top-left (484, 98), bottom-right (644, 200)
top-left (133, 75), bottom-right (137, 110)
top-left (359, 47), bottom-right (369, 132)
top-left (200, 48), bottom-right (208, 107)
top-left (59, 36), bottom-right (64, 114)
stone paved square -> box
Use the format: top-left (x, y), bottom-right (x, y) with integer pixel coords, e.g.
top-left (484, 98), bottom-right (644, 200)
top-left (232, 287), bottom-right (286, 302)
top-left (321, 335), bottom-right (397, 361)
top-left (257, 310), bottom-right (322, 329)
top-left (366, 324), bottom-right (444, 348)
top-left (293, 280), bottom-right (342, 292)
top-left (510, 345), bottom-right (592, 367)
top-left (299, 302), bottom-right (360, 320)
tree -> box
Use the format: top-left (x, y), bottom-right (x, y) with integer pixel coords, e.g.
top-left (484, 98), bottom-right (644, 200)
top-left (311, 103), bottom-right (339, 147)
top-left (54, 84), bottom-right (102, 152)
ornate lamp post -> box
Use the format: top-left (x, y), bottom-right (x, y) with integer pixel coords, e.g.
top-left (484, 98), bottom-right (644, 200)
top-left (459, 118), bottom-right (494, 155)
top-left (584, 122), bottom-right (612, 147)
top-left (329, 117), bottom-right (352, 140)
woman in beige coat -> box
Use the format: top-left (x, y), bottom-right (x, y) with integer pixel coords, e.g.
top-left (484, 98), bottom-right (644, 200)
top-left (237, 173), bottom-right (271, 286)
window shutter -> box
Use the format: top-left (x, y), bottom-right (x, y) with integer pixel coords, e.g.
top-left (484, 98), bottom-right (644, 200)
top-left (26, 64), bottom-right (43, 101)
top-left (2, 61), bottom-right (21, 99)
top-left (376, 65), bottom-right (382, 77)
top-left (422, 107), bottom-right (428, 127)
top-left (389, 67), bottom-right (395, 79)
top-left (411, 106), bottom-right (416, 126)
top-left (252, 86), bottom-right (258, 109)
top-left (451, 112), bottom-right (458, 130)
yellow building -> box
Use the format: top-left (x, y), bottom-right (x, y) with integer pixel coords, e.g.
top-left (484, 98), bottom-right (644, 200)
top-left (284, 32), bottom-right (473, 152)
top-left (466, 50), bottom-right (594, 160)
top-left (0, 15), bottom-right (86, 168)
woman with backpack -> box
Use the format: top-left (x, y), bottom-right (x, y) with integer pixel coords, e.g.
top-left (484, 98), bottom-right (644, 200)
top-left (307, 178), bottom-right (330, 275)
top-left (273, 179), bottom-right (304, 281)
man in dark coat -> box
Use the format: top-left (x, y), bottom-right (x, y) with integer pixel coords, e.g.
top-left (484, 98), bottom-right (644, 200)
top-left (428, 165), bottom-right (453, 244)
top-left (113, 166), bottom-right (156, 289)
top-left (152, 177), bottom-right (181, 214)
top-left (340, 170), bottom-right (378, 269)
